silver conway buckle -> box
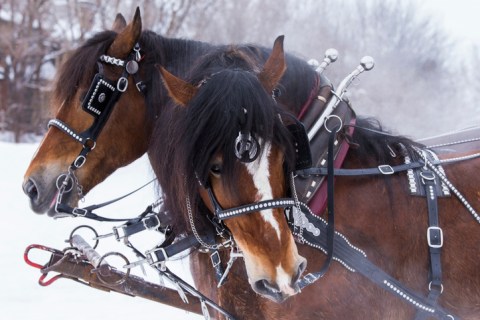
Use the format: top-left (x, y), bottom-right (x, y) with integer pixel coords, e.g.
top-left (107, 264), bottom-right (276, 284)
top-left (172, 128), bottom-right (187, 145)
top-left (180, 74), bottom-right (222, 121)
top-left (378, 165), bottom-right (394, 175)
top-left (427, 226), bottom-right (443, 248)
top-left (72, 208), bottom-right (88, 217)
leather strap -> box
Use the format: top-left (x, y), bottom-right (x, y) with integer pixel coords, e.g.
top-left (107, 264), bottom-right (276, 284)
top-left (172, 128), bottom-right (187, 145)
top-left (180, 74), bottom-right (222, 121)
top-left (293, 203), bottom-right (456, 319)
top-left (414, 168), bottom-right (444, 320)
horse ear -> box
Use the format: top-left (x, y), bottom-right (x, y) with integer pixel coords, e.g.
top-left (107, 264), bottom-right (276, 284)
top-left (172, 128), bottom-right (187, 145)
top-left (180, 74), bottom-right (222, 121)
top-left (157, 65), bottom-right (198, 107)
top-left (107, 7), bottom-right (142, 58)
top-left (258, 35), bottom-right (287, 94)
top-left (111, 13), bottom-right (127, 33)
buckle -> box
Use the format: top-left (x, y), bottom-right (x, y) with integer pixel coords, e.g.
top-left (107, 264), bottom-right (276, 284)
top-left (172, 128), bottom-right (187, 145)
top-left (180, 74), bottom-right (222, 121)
top-left (142, 215), bottom-right (161, 231)
top-left (72, 208), bottom-right (87, 217)
top-left (378, 165), bottom-right (394, 175)
top-left (112, 225), bottom-right (127, 241)
top-left (427, 226), bottom-right (443, 248)
top-left (146, 247), bottom-right (169, 266)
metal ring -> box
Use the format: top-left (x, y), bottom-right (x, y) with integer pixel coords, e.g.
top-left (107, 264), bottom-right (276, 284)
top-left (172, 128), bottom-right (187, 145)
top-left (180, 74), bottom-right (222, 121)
top-left (323, 115), bottom-right (343, 133)
top-left (84, 138), bottom-right (96, 150)
top-left (428, 281), bottom-right (444, 293)
top-left (68, 225), bottom-right (99, 249)
top-left (55, 173), bottom-right (74, 193)
top-left (95, 252), bottom-right (130, 286)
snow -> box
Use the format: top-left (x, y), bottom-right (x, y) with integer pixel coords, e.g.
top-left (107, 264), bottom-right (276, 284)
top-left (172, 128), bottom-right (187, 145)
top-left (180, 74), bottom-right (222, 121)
top-left (0, 141), bottom-right (202, 319)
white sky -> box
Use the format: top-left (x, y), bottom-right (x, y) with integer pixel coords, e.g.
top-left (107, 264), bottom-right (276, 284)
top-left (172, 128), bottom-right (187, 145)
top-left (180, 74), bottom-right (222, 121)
top-left (421, 0), bottom-right (480, 45)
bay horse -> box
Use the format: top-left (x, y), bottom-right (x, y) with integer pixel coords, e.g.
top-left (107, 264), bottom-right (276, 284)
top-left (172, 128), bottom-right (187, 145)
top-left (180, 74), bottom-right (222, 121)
top-left (153, 38), bottom-right (480, 319)
top-left (21, 8), bottom-right (480, 320)
top-left (152, 36), bottom-right (308, 302)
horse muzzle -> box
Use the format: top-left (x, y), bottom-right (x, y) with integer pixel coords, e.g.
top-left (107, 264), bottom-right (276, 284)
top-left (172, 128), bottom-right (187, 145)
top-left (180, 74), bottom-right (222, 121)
top-left (251, 258), bottom-right (307, 303)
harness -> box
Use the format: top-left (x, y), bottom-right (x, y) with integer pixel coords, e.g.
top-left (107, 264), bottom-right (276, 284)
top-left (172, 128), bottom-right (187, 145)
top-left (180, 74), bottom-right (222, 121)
top-left (49, 44), bottom-right (146, 219)
top-left (31, 45), bottom-right (480, 320)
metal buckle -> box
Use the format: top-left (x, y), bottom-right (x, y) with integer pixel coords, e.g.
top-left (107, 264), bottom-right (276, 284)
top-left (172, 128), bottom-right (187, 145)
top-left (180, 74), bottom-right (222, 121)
top-left (378, 165), bottom-right (394, 175)
top-left (112, 225), bottom-right (127, 241)
top-left (146, 247), bottom-right (169, 266)
top-left (427, 226), bottom-right (443, 248)
top-left (72, 208), bottom-right (87, 217)
top-left (142, 215), bottom-right (161, 231)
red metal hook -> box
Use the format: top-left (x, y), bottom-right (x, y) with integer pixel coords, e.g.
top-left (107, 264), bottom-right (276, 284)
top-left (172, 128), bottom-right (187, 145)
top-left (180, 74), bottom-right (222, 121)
top-left (24, 244), bottom-right (65, 286)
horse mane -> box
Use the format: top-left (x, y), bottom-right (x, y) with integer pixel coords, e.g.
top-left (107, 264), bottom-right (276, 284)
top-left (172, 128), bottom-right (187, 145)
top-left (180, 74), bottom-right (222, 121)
top-left (151, 46), bottom-right (296, 234)
top-left (53, 31), bottom-right (117, 109)
top-left (52, 29), bottom-right (213, 120)
top-left (348, 117), bottom-right (424, 165)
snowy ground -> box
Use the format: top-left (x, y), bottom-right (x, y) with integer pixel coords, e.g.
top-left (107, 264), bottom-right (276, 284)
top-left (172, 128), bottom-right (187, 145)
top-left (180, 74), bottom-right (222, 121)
top-left (0, 141), bottom-right (203, 319)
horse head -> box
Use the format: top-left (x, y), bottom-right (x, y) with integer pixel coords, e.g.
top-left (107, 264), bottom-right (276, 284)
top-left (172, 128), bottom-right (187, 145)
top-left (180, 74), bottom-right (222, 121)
top-left (22, 9), bottom-right (151, 216)
top-left (155, 36), bottom-right (306, 302)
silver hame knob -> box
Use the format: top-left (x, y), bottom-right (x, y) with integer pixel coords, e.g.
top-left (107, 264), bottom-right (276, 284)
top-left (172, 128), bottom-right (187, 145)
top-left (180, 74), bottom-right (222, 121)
top-left (325, 48), bottom-right (338, 63)
top-left (360, 56), bottom-right (375, 71)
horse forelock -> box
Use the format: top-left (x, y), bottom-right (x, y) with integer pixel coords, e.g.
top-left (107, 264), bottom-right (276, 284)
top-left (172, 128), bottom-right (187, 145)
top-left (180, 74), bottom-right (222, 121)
top-left (184, 69), bottom-right (293, 193)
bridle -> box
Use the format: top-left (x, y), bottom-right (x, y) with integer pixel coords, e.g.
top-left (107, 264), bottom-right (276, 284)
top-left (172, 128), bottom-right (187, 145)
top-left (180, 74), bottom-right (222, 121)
top-left (48, 43), bottom-right (146, 216)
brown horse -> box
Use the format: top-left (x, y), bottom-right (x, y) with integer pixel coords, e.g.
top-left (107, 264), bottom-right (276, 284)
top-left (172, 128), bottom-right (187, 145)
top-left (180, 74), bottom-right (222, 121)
top-left (22, 9), bottom-right (480, 320)
top-left (152, 36), bottom-right (308, 302)
top-left (152, 35), bottom-right (480, 319)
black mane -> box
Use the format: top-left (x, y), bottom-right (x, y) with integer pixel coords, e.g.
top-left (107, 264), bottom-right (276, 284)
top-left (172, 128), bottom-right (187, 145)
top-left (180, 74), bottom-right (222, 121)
top-left (52, 29), bottom-right (213, 120)
top-left (348, 117), bottom-right (423, 165)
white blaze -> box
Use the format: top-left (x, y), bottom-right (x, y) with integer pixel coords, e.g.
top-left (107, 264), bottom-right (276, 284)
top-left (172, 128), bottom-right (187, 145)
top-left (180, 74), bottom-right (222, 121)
top-left (244, 142), bottom-right (281, 240)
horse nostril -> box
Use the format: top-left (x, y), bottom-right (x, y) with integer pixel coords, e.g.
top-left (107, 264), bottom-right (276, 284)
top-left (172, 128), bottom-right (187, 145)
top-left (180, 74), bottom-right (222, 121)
top-left (23, 178), bottom-right (39, 201)
top-left (254, 279), bottom-right (280, 295)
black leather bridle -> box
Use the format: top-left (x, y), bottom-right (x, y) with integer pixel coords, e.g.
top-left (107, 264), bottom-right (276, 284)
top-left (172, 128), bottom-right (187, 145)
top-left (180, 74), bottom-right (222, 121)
top-left (49, 43), bottom-right (145, 216)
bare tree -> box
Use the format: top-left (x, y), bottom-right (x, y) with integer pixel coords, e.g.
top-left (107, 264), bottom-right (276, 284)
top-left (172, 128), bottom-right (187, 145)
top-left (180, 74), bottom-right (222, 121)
top-left (1, 0), bottom-right (475, 141)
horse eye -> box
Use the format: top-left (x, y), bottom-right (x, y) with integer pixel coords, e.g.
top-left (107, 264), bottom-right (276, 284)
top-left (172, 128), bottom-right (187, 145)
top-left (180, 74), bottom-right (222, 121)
top-left (210, 164), bottom-right (222, 176)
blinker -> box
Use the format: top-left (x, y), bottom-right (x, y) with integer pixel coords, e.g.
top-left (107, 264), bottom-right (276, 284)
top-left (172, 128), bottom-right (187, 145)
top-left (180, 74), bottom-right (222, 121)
top-left (82, 74), bottom-right (116, 118)
top-left (287, 121), bottom-right (312, 170)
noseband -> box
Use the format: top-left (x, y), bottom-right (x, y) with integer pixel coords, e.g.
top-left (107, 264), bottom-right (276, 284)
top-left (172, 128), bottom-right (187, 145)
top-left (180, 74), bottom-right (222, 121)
top-left (49, 44), bottom-right (145, 214)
